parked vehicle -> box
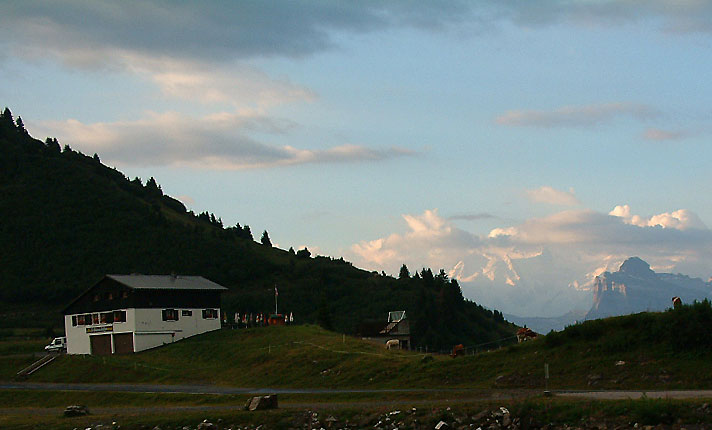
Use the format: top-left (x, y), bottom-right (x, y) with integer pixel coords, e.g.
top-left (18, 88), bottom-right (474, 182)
top-left (44, 337), bottom-right (67, 353)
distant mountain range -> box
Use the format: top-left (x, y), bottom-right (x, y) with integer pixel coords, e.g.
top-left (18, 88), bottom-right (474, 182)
top-left (586, 256), bottom-right (712, 319)
top-left (508, 256), bottom-right (712, 333)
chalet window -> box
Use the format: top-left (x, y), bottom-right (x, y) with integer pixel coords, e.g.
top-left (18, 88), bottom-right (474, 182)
top-left (202, 309), bottom-right (218, 319)
top-left (107, 292), bottom-right (114, 300)
top-left (162, 309), bottom-right (179, 321)
top-left (72, 316), bottom-right (77, 326)
top-left (121, 291), bottom-right (129, 299)
top-left (181, 310), bottom-right (192, 317)
top-left (100, 312), bottom-right (113, 324)
top-left (113, 310), bottom-right (127, 323)
top-left (92, 314), bottom-right (99, 325)
top-left (77, 315), bottom-right (85, 325)
top-left (84, 314), bottom-right (92, 325)
top-left (93, 294), bottom-right (99, 302)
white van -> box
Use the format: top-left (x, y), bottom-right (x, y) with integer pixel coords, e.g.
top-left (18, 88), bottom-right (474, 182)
top-left (45, 337), bottom-right (67, 353)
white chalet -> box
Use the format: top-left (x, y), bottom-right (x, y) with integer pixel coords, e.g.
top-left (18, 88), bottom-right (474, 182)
top-left (62, 274), bottom-right (227, 355)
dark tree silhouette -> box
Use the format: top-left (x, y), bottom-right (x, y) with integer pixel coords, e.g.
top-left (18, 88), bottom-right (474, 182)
top-left (1, 107), bottom-right (13, 126)
top-left (261, 230), bottom-right (272, 247)
top-left (243, 225), bottom-right (253, 240)
top-left (399, 264), bottom-right (410, 280)
top-left (15, 116), bottom-right (26, 134)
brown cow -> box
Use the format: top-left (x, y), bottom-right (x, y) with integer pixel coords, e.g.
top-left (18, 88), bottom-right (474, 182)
top-left (672, 296), bottom-right (682, 309)
top-left (516, 327), bottom-right (537, 343)
top-left (450, 344), bottom-right (465, 357)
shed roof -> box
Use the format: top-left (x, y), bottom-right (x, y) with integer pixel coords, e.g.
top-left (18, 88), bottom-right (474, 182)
top-left (107, 274), bottom-right (228, 290)
top-left (388, 310), bottom-right (406, 323)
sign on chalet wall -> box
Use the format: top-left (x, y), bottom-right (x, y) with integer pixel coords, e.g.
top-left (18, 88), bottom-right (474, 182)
top-left (86, 326), bottom-right (113, 334)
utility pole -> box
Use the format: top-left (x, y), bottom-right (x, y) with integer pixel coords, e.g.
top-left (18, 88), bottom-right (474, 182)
top-left (274, 285), bottom-right (278, 315)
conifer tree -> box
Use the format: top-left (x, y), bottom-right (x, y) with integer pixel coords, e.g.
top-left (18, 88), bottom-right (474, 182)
top-left (261, 230), bottom-right (272, 246)
top-left (1, 107), bottom-right (13, 126)
top-left (15, 116), bottom-right (27, 134)
top-left (398, 264), bottom-right (410, 280)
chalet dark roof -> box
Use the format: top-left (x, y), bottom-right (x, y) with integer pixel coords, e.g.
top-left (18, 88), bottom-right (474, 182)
top-left (61, 274), bottom-right (227, 314)
top-left (107, 275), bottom-right (228, 291)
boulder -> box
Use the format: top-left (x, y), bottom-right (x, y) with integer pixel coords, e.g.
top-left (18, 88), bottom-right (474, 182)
top-left (63, 405), bottom-right (90, 417)
top-left (245, 394), bottom-right (279, 411)
top-left (197, 420), bottom-right (217, 430)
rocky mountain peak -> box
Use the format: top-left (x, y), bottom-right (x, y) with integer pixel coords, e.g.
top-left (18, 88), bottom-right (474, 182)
top-left (586, 256), bottom-right (712, 320)
top-left (618, 256), bottom-right (656, 279)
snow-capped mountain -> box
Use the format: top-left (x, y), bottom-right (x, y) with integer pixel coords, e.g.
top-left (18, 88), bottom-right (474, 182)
top-left (586, 256), bottom-right (712, 319)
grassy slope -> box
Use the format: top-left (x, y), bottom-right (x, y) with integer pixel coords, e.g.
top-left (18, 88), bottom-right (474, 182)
top-left (15, 303), bottom-right (712, 390)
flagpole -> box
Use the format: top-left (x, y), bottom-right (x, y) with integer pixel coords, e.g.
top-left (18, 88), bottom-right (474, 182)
top-left (274, 284), bottom-right (278, 315)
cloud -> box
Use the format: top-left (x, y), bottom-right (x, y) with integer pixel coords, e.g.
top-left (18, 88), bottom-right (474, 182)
top-left (351, 209), bottom-right (481, 269)
top-left (0, 1), bottom-right (479, 68)
top-left (3, 1), bottom-right (711, 72)
top-left (348, 205), bottom-right (712, 316)
top-left (496, 103), bottom-right (659, 128)
top-left (34, 112), bottom-right (415, 169)
top-left (496, 1), bottom-right (712, 34)
top-left (526, 186), bottom-right (580, 206)
top-left (139, 58), bottom-right (317, 108)
top-left (176, 195), bottom-right (195, 207)
top-left (609, 205), bottom-right (707, 231)
top-left (643, 128), bottom-right (688, 141)
top-left (449, 212), bottom-right (498, 221)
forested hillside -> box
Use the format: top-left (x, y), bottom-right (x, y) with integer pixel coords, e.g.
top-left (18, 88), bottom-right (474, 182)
top-left (0, 107), bottom-right (515, 350)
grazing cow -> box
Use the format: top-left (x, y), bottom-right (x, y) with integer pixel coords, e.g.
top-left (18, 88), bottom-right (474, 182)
top-left (385, 339), bottom-right (400, 350)
top-left (672, 296), bottom-right (682, 309)
top-left (450, 344), bottom-right (465, 357)
top-left (516, 327), bottom-right (537, 343)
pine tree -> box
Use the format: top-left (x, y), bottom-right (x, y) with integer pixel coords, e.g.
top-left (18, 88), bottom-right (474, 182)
top-left (261, 230), bottom-right (272, 247)
top-left (15, 116), bottom-right (27, 134)
top-left (45, 137), bottom-right (60, 154)
top-left (1, 107), bottom-right (13, 127)
top-left (398, 264), bottom-right (410, 280)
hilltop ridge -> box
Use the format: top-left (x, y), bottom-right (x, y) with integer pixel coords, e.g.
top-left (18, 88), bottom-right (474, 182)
top-left (0, 107), bottom-right (514, 350)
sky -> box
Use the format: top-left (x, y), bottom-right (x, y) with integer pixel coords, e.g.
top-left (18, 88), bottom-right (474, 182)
top-left (2, 1), bottom-right (712, 317)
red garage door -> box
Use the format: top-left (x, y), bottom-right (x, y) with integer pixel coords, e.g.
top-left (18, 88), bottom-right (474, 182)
top-left (90, 334), bottom-right (112, 355)
top-left (113, 333), bottom-right (134, 354)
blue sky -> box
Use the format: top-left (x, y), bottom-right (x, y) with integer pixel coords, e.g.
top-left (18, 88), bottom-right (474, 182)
top-left (2, 1), bottom-right (712, 316)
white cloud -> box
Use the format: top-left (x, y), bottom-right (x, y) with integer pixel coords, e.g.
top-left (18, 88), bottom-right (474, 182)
top-left (496, 102), bottom-right (658, 128)
top-left (526, 186), bottom-right (580, 206)
top-left (34, 112), bottom-right (415, 170)
top-left (643, 128), bottom-right (688, 141)
top-left (121, 56), bottom-right (317, 109)
top-left (348, 205), bottom-right (712, 317)
top-left (609, 204), bottom-right (707, 230)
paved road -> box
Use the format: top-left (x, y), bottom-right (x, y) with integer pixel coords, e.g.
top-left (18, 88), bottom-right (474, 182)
top-left (2, 382), bottom-right (712, 400)
top-left (0, 382), bottom-right (500, 395)
top-left (556, 390), bottom-right (712, 400)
